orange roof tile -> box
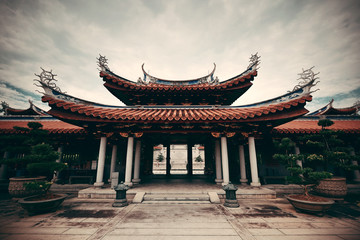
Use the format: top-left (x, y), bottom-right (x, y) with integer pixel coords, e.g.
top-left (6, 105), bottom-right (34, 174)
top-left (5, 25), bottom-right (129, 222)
top-left (0, 119), bottom-right (85, 134)
top-left (274, 119), bottom-right (360, 134)
top-left (42, 95), bottom-right (312, 124)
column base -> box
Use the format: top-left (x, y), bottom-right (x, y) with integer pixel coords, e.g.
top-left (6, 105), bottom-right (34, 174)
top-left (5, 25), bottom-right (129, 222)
top-left (124, 182), bottom-right (133, 187)
top-left (250, 182), bottom-right (261, 187)
top-left (132, 178), bottom-right (141, 184)
top-left (240, 179), bottom-right (248, 185)
top-left (215, 179), bottom-right (223, 185)
top-left (221, 182), bottom-right (230, 186)
top-left (93, 182), bottom-right (104, 188)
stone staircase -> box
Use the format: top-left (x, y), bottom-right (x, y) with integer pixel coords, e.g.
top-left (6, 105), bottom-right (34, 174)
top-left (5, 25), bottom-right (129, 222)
top-left (141, 193), bottom-right (211, 204)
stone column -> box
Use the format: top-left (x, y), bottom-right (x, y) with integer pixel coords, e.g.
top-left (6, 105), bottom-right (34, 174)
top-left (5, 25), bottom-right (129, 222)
top-left (166, 144), bottom-right (171, 176)
top-left (239, 145), bottom-right (247, 185)
top-left (221, 136), bottom-right (230, 185)
top-left (94, 136), bottom-right (107, 187)
top-left (124, 136), bottom-right (134, 186)
top-left (248, 136), bottom-right (261, 187)
top-left (215, 139), bottom-right (223, 184)
top-left (187, 143), bottom-right (193, 176)
top-left (350, 150), bottom-right (360, 183)
top-left (294, 146), bottom-right (303, 168)
top-left (132, 140), bottom-right (142, 184)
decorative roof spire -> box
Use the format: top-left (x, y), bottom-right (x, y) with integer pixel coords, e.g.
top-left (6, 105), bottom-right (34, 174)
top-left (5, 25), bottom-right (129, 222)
top-left (34, 68), bottom-right (64, 93)
top-left (292, 66), bottom-right (320, 92)
top-left (0, 101), bottom-right (9, 115)
top-left (97, 54), bottom-right (110, 71)
top-left (249, 52), bottom-right (260, 70)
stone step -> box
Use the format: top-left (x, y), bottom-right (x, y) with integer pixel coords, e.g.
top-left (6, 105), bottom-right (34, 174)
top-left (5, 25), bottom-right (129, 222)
top-left (143, 193), bottom-right (210, 202)
top-left (142, 200), bottom-right (211, 204)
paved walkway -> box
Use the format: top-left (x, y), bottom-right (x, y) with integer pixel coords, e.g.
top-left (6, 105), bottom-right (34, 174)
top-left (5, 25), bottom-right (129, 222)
top-left (0, 195), bottom-right (360, 240)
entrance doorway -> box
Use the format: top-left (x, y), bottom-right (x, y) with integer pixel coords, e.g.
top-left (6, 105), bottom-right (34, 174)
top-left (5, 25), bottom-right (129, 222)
top-left (152, 144), bottom-right (205, 175)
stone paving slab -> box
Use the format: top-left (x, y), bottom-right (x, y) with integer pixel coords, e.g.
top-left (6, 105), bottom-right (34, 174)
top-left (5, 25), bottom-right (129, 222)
top-left (0, 195), bottom-right (360, 240)
top-left (279, 228), bottom-right (360, 235)
top-left (103, 236), bottom-right (242, 240)
top-left (254, 236), bottom-right (343, 240)
top-left (116, 222), bottom-right (232, 229)
top-left (2, 234), bottom-right (91, 240)
top-left (109, 228), bottom-right (238, 236)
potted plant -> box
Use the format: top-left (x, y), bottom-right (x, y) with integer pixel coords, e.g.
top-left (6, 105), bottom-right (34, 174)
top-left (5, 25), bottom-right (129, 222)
top-left (302, 119), bottom-right (359, 198)
top-left (18, 180), bottom-right (67, 215)
top-left (0, 122), bottom-right (66, 197)
top-left (273, 138), bottom-right (335, 215)
top-left (285, 166), bottom-right (334, 216)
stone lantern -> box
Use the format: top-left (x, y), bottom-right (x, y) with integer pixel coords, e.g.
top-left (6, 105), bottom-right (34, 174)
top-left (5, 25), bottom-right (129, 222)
top-left (112, 182), bottom-right (129, 207)
top-left (222, 182), bottom-right (239, 208)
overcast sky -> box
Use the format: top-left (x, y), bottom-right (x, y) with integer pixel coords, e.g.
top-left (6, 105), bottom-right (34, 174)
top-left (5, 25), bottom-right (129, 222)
top-left (0, 0), bottom-right (359, 113)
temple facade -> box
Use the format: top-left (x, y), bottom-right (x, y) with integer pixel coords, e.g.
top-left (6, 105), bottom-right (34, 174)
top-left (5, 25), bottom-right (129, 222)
top-left (1, 54), bottom-right (359, 187)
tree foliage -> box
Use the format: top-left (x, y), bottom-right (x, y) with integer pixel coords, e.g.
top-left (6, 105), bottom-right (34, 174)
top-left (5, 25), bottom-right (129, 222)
top-left (0, 122), bottom-right (66, 179)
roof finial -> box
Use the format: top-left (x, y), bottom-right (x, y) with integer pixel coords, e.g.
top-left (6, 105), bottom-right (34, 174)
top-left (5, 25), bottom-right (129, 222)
top-left (0, 101), bottom-right (9, 115)
top-left (249, 52), bottom-right (260, 70)
top-left (33, 68), bottom-right (64, 93)
top-left (291, 66), bottom-right (320, 92)
top-left (97, 54), bottom-right (110, 71)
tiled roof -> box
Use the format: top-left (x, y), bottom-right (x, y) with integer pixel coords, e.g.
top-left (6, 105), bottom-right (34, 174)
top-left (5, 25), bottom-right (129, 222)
top-left (100, 68), bottom-right (257, 92)
top-left (274, 119), bottom-right (360, 134)
top-left (42, 95), bottom-right (312, 123)
top-left (0, 119), bottom-right (85, 134)
top-left (309, 99), bottom-right (359, 116)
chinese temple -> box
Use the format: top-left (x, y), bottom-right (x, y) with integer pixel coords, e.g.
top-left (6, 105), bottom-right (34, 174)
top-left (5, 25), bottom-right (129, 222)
top-left (1, 54), bottom-right (359, 188)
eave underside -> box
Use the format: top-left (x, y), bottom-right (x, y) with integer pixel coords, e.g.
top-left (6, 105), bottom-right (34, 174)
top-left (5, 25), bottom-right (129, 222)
top-left (42, 94), bottom-right (312, 134)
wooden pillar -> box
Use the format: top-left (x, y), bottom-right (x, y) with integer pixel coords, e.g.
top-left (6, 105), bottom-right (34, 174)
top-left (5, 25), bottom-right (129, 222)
top-left (94, 136), bottom-right (107, 187)
top-left (110, 145), bottom-right (117, 175)
top-left (132, 140), bottom-right (141, 184)
top-left (215, 139), bottom-right (222, 184)
top-left (248, 136), bottom-right (261, 187)
top-left (56, 146), bottom-right (63, 163)
top-left (166, 144), bottom-right (171, 176)
top-left (239, 144), bottom-right (247, 185)
top-left (124, 136), bottom-right (134, 186)
top-left (351, 150), bottom-right (360, 183)
top-left (221, 136), bottom-right (230, 185)
top-left (0, 152), bottom-right (9, 182)
top-left (187, 143), bottom-right (193, 176)
top-left (294, 145), bottom-right (303, 168)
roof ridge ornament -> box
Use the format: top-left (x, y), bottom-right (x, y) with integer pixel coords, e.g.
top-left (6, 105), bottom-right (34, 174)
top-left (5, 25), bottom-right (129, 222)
top-left (0, 101), bottom-right (9, 115)
top-left (34, 68), bottom-right (65, 94)
top-left (97, 54), bottom-right (110, 71)
top-left (291, 66), bottom-right (320, 93)
top-left (141, 63), bottom-right (216, 85)
top-left (249, 52), bottom-right (260, 70)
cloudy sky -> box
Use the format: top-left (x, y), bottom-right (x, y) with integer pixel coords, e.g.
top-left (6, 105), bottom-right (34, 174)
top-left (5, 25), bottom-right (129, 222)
top-left (0, 0), bottom-right (359, 113)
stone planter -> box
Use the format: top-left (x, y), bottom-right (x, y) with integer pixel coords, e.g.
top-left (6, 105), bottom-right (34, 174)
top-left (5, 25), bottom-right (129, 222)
top-left (8, 176), bottom-right (47, 197)
top-left (18, 193), bottom-right (67, 215)
top-left (315, 177), bottom-right (347, 198)
top-left (286, 195), bottom-right (334, 216)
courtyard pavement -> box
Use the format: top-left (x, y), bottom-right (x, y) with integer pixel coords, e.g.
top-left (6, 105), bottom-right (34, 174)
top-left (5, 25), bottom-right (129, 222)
top-left (0, 193), bottom-right (360, 240)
